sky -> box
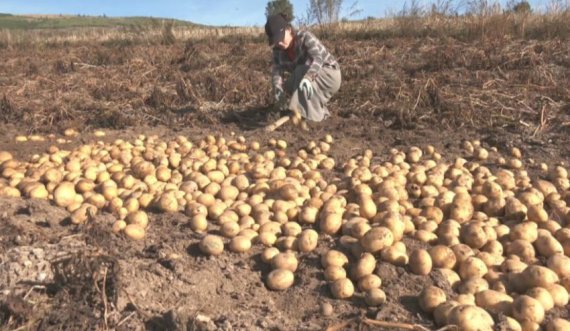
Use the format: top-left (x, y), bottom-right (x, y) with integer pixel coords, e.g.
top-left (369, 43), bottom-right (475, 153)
top-left (0, 1), bottom-right (553, 27)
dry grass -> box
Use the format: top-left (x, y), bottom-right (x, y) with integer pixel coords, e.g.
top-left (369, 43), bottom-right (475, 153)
top-left (1, 8), bottom-right (569, 48)
top-left (0, 25), bottom-right (263, 47)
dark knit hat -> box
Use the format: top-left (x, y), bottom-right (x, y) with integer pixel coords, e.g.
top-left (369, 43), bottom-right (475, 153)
top-left (265, 14), bottom-right (288, 45)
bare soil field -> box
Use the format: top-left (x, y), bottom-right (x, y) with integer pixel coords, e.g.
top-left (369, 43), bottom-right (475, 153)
top-left (0, 32), bottom-right (569, 331)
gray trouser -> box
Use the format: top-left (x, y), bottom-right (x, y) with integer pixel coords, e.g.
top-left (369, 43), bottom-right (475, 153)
top-left (284, 65), bottom-right (341, 122)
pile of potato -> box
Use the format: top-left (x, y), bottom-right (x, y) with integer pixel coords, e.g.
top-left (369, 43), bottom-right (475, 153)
top-left (1, 132), bottom-right (570, 330)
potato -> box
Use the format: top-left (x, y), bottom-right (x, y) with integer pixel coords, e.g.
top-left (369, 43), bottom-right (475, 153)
top-left (70, 203), bottom-right (97, 224)
top-left (447, 305), bottom-right (494, 331)
top-left (321, 250), bottom-right (349, 268)
top-left (156, 192), bottom-right (179, 213)
top-left (433, 301), bottom-right (459, 326)
top-left (546, 284), bottom-right (569, 307)
top-left (190, 214), bottom-right (208, 233)
top-left (519, 321), bottom-right (540, 331)
top-left (330, 278), bottom-right (355, 299)
top-left (229, 236), bottom-right (251, 253)
top-left (419, 285), bottom-right (446, 313)
top-left (415, 229), bottom-right (438, 244)
top-left (506, 239), bottom-right (536, 263)
top-left (409, 249), bottom-right (432, 275)
top-left (436, 268), bottom-right (461, 289)
top-left (221, 221), bottom-right (240, 238)
top-left (380, 246), bottom-right (409, 266)
top-left (320, 212), bottom-right (343, 235)
top-left (324, 266), bottom-right (347, 282)
top-left (501, 258), bottom-right (528, 274)
top-left (258, 232), bottom-right (277, 247)
top-left (482, 240), bottom-right (503, 257)
top-left (219, 185), bottom-right (239, 202)
top-left (505, 197), bottom-right (527, 221)
top-left (272, 252), bottom-right (298, 272)
top-left (512, 295), bottom-right (545, 324)
top-left (297, 229), bottom-right (319, 252)
top-left (510, 222), bottom-right (538, 242)
top-left (458, 278), bottom-right (489, 295)
top-left (124, 224), bottom-right (145, 240)
top-left (452, 244), bottom-right (475, 264)
top-left (26, 182), bottom-right (49, 199)
top-left (535, 234), bottom-right (563, 257)
top-left (357, 274), bottom-right (382, 291)
top-left (546, 318), bottom-right (570, 331)
top-left (351, 253), bottom-right (376, 280)
top-left (112, 220), bottom-right (127, 233)
top-left (474, 289), bottom-right (513, 314)
top-left (429, 245), bottom-right (457, 269)
top-left (125, 210), bottom-right (149, 228)
top-left (259, 221), bottom-right (282, 236)
top-left (421, 206), bottom-right (444, 224)
top-left (476, 251), bottom-right (498, 268)
top-left (364, 288), bottom-right (386, 306)
top-left (266, 269), bottom-right (295, 291)
top-left (521, 265), bottom-right (559, 289)
top-left (299, 206), bottom-right (319, 224)
top-left (360, 226), bottom-right (394, 253)
top-left (281, 221), bottom-right (302, 237)
top-left (261, 247), bottom-right (280, 264)
top-left (53, 181), bottom-right (77, 207)
top-left (459, 257), bottom-right (488, 280)
top-left (276, 236), bottom-right (297, 251)
top-left (502, 317), bottom-right (522, 331)
top-left (199, 235), bottom-right (225, 256)
top-left (526, 287), bottom-right (554, 312)
top-left (456, 293), bottom-right (476, 305)
top-left (349, 219), bottom-right (372, 239)
top-left (359, 195), bottom-right (377, 220)
top-left (461, 223), bottom-right (488, 249)
top-left (449, 196), bottom-right (474, 223)
top-left (527, 204), bottom-right (548, 223)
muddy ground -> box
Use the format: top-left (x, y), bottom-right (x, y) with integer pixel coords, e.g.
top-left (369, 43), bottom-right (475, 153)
top-left (0, 31), bottom-right (569, 331)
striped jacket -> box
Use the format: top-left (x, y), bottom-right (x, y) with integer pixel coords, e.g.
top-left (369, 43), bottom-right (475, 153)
top-left (271, 30), bottom-right (339, 91)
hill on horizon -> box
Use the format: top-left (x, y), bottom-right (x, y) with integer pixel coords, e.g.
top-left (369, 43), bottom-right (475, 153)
top-left (0, 13), bottom-right (211, 30)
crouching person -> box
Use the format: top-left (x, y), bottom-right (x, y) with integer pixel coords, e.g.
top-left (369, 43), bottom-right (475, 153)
top-left (265, 14), bottom-right (341, 123)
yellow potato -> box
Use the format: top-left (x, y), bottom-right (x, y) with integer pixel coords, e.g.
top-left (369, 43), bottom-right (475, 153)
top-left (429, 245), bottom-right (457, 269)
top-left (266, 269), bottom-right (295, 291)
top-left (360, 226), bottom-right (394, 253)
top-left (125, 210), bottom-right (149, 228)
top-left (433, 301), bottom-right (459, 327)
top-left (546, 318), bottom-right (570, 331)
top-left (512, 295), bottom-right (545, 324)
top-left (271, 252), bottom-right (298, 272)
top-left (229, 235), bottom-right (251, 253)
top-left (297, 229), bottom-right (319, 253)
top-left (330, 278), bottom-right (354, 299)
top-left (458, 257), bottom-right (488, 280)
top-left (447, 305), bottom-right (494, 331)
top-left (357, 274), bottom-right (382, 291)
top-left (419, 285), bottom-right (446, 313)
top-left (409, 249), bottom-right (432, 276)
top-left (124, 224), bottom-right (146, 240)
top-left (474, 290), bottom-right (513, 314)
top-left (324, 266), bottom-right (347, 282)
top-left (364, 288), bottom-right (386, 306)
top-left (351, 253), bottom-right (376, 280)
top-left (199, 235), bottom-right (225, 256)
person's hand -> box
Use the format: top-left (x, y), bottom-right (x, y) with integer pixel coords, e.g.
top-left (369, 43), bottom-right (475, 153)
top-left (275, 87), bottom-right (285, 104)
top-left (299, 78), bottom-right (313, 99)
